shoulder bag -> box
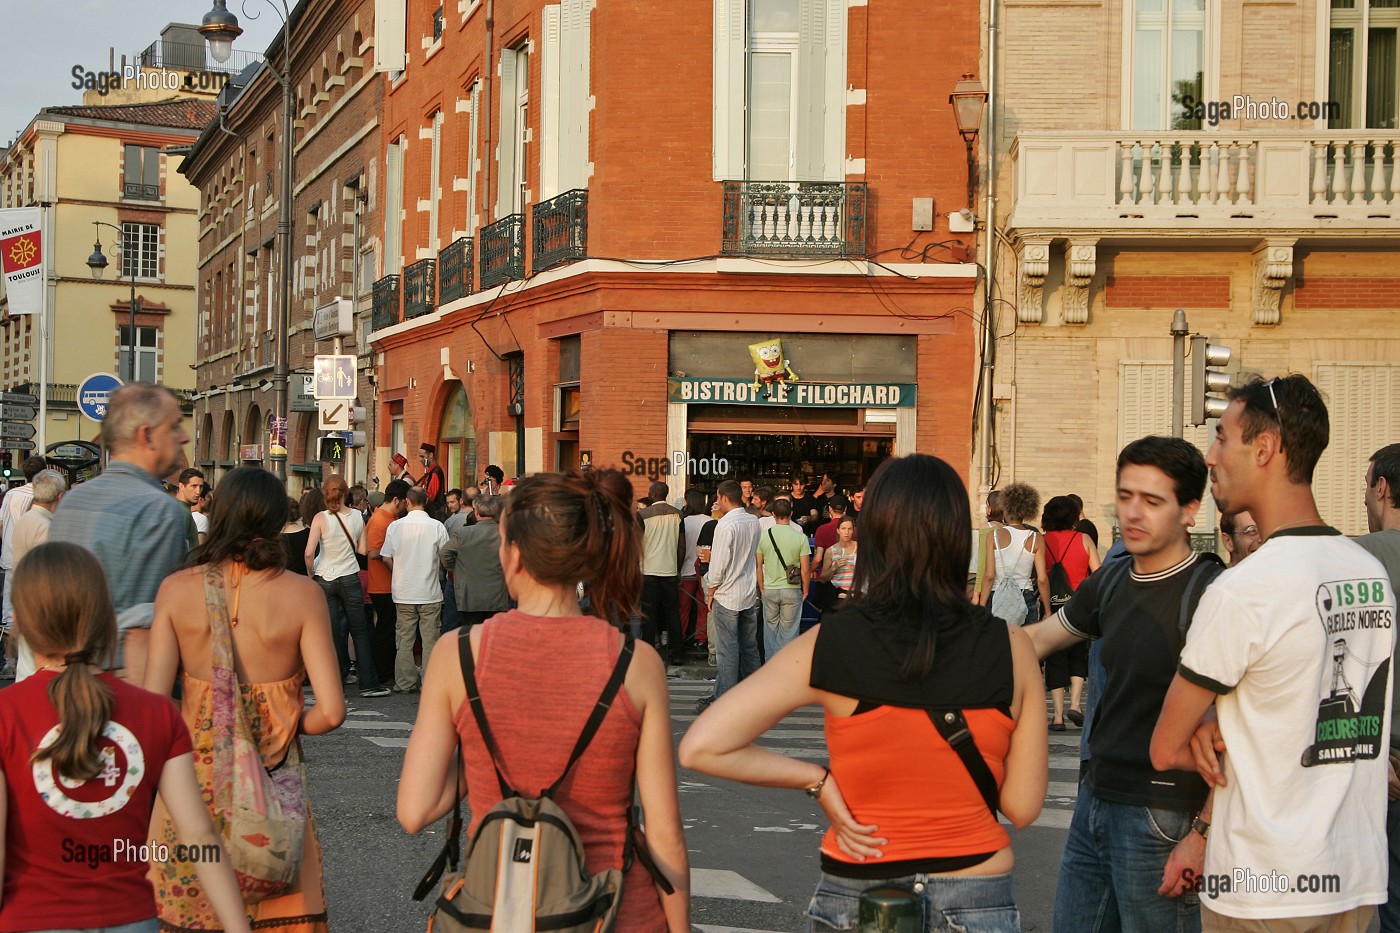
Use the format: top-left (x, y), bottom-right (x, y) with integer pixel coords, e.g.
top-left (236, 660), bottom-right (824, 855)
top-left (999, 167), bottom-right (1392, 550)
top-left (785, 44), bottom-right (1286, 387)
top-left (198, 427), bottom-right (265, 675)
top-left (768, 528), bottom-right (804, 586)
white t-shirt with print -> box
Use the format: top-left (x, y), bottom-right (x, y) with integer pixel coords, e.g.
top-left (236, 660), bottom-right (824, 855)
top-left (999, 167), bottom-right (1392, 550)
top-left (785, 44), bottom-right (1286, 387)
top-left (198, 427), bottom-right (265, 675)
top-left (1178, 528), bottom-right (1395, 920)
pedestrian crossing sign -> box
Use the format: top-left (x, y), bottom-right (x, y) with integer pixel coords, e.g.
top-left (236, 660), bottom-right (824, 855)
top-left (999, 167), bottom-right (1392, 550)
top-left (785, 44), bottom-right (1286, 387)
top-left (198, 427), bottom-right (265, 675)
top-left (313, 355), bottom-right (356, 399)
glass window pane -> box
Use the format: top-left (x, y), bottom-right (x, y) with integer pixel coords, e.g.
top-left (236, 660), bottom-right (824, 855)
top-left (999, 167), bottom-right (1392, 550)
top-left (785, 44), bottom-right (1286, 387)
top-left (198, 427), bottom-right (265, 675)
top-left (1373, 0), bottom-right (1400, 8)
top-left (1334, 0), bottom-right (1357, 7)
top-left (1133, 28), bottom-right (1165, 129)
top-left (1331, 28), bottom-right (1357, 128)
top-left (1367, 27), bottom-right (1399, 127)
top-left (752, 0), bottom-right (799, 32)
top-left (124, 146), bottom-right (140, 185)
top-left (1137, 0), bottom-right (1164, 13)
top-left (1172, 0), bottom-right (1205, 11)
top-left (747, 51), bottom-right (794, 179)
top-left (558, 335), bottom-right (580, 382)
top-left (1170, 27), bottom-right (1204, 129)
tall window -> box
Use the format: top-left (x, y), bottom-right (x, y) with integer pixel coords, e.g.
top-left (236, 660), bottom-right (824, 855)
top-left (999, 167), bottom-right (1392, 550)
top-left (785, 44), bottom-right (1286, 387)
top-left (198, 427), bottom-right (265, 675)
top-left (748, 0), bottom-right (799, 180)
top-left (1330, 0), bottom-right (1400, 129)
top-left (118, 325), bottom-right (158, 383)
top-left (1129, 0), bottom-right (1207, 130)
top-left (497, 45), bottom-right (530, 218)
top-left (121, 223), bottom-right (159, 280)
top-left (466, 80), bottom-right (481, 234)
top-left (385, 137), bottom-right (405, 273)
top-left (123, 145), bottom-right (160, 200)
top-left (429, 111), bottom-right (443, 251)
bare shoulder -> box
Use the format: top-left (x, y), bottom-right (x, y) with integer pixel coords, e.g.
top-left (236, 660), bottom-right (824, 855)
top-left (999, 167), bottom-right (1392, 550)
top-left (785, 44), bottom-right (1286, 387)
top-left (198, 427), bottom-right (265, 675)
top-left (157, 565), bottom-right (207, 598)
top-left (1006, 622), bottom-right (1035, 654)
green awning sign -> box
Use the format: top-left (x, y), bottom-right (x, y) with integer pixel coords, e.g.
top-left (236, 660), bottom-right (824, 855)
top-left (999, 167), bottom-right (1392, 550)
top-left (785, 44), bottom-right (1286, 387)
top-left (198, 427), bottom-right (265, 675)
top-left (667, 377), bottom-right (916, 408)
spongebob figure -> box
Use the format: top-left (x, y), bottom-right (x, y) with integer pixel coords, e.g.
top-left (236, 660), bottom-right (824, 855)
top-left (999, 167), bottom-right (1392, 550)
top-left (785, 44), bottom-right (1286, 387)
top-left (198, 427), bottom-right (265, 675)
top-left (748, 339), bottom-right (799, 397)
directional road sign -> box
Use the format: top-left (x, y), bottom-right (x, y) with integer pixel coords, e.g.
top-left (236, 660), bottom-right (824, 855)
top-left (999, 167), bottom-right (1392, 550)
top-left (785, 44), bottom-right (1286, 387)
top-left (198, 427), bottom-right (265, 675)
top-left (0, 422), bottom-right (35, 441)
top-left (0, 403), bottom-right (35, 421)
top-left (0, 439), bottom-right (35, 451)
top-left (77, 373), bottom-right (124, 421)
top-left (0, 392), bottom-right (37, 406)
top-left (319, 399), bottom-right (350, 431)
top-left (313, 355), bottom-right (356, 400)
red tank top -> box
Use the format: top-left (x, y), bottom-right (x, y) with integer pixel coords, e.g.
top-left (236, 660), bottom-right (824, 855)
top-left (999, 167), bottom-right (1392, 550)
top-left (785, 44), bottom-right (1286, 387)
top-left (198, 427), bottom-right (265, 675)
top-left (454, 612), bottom-right (666, 931)
top-left (1045, 530), bottom-right (1092, 590)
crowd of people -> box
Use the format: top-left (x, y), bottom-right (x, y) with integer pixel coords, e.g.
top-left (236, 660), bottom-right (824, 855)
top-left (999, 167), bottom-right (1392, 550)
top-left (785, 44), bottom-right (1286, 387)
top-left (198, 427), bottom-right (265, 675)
top-left (0, 373), bottom-right (1394, 933)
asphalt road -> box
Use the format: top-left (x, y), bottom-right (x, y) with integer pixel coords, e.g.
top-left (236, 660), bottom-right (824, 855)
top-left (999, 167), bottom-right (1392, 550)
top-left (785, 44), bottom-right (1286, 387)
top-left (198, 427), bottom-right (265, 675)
top-left (301, 671), bottom-right (1081, 932)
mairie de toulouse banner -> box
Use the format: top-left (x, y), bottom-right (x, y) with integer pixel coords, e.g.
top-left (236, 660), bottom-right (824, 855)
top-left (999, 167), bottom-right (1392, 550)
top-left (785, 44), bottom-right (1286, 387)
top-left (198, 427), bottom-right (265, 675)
top-left (667, 377), bottom-right (917, 408)
top-left (0, 208), bottom-right (42, 315)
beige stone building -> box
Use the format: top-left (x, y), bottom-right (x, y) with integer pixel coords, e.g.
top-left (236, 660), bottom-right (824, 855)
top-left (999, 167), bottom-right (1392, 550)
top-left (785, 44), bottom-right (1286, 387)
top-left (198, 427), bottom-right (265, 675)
top-left (986, 0), bottom-right (1400, 539)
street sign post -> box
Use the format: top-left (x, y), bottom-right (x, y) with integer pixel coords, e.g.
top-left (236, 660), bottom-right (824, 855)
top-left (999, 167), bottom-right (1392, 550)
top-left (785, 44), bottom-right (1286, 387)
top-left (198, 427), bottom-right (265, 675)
top-left (0, 423), bottom-right (35, 440)
top-left (77, 373), bottom-right (124, 422)
top-left (0, 393), bottom-right (37, 406)
top-left (0, 440), bottom-right (35, 451)
top-left (0, 404), bottom-right (36, 421)
top-left (313, 298), bottom-right (353, 340)
top-left (319, 399), bottom-right (350, 431)
top-left (312, 355), bottom-right (356, 400)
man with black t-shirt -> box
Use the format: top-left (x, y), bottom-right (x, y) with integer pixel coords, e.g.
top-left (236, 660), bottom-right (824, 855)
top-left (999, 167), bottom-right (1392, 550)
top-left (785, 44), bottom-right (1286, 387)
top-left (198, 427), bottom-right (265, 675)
top-left (788, 475), bottom-right (820, 535)
top-left (1026, 436), bottom-right (1220, 933)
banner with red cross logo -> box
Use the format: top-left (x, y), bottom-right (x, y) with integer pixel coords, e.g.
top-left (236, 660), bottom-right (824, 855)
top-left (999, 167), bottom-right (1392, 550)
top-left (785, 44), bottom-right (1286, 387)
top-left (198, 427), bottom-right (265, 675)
top-left (0, 208), bottom-right (43, 315)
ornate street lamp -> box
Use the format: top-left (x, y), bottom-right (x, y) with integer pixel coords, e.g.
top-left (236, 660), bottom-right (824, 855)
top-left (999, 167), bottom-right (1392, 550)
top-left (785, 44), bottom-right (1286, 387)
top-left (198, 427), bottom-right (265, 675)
top-left (949, 73), bottom-right (989, 209)
top-left (202, 0), bottom-right (295, 480)
top-left (85, 221), bottom-right (140, 383)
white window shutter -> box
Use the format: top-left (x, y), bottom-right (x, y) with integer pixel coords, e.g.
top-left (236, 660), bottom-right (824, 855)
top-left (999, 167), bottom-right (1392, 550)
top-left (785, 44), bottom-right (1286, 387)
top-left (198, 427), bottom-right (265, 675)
top-left (385, 138), bottom-right (403, 273)
top-left (559, 0), bottom-right (591, 192)
top-left (467, 82), bottom-right (480, 235)
top-left (429, 111), bottom-right (443, 250)
top-left (823, 0), bottom-right (846, 178)
top-left (496, 49), bottom-right (518, 218)
top-left (541, 6), bottom-right (562, 200)
top-left (374, 0), bottom-right (407, 72)
top-left (713, 0), bottom-right (746, 180)
top-left (795, 0), bottom-right (827, 181)
top-left (1314, 363), bottom-right (1400, 535)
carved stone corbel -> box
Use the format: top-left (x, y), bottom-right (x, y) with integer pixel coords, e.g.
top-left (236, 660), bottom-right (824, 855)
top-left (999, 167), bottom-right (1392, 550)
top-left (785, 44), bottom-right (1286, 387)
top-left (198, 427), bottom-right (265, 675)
top-left (1252, 240), bottom-right (1295, 326)
top-left (1018, 238), bottom-right (1052, 323)
top-left (1062, 239), bottom-right (1098, 325)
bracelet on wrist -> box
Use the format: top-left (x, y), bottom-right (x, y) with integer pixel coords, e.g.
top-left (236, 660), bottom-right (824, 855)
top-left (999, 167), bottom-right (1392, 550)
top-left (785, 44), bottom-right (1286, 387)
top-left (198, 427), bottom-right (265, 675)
top-left (804, 767), bottom-right (830, 800)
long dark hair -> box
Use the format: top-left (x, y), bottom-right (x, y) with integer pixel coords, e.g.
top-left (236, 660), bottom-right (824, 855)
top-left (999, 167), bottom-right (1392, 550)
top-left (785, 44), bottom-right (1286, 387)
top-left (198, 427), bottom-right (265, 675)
top-left (847, 454), bottom-right (973, 679)
top-left (18, 543), bottom-right (117, 782)
top-left (501, 469), bottom-right (641, 624)
top-left (187, 467), bottom-right (287, 571)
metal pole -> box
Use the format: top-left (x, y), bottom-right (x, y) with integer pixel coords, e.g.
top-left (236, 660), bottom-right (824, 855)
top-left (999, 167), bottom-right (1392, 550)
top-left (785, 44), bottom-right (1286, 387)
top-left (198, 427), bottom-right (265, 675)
top-left (128, 277), bottom-right (137, 382)
top-left (978, 0), bottom-right (999, 492)
top-left (1171, 308), bottom-right (1188, 438)
top-left (271, 22), bottom-right (295, 484)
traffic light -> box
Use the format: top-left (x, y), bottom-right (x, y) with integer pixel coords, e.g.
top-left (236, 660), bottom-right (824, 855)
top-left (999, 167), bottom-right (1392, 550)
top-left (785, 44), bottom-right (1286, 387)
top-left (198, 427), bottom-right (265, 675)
top-left (1191, 336), bottom-right (1233, 425)
top-left (346, 407), bottom-right (367, 448)
top-left (318, 434), bottom-right (346, 463)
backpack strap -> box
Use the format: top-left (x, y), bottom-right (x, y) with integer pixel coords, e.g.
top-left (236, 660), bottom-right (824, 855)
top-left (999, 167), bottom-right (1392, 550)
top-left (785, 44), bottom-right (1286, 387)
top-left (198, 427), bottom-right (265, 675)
top-left (926, 709), bottom-right (999, 817)
top-left (412, 753), bottom-right (463, 902)
top-left (622, 804), bottom-right (676, 895)
top-left (1177, 553), bottom-right (1226, 642)
top-left (545, 632), bottom-right (636, 797)
top-left (457, 628), bottom-right (516, 798)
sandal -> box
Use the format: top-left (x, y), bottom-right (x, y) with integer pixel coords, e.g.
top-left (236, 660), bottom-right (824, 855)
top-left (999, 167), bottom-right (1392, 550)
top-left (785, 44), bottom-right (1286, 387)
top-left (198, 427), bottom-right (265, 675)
top-left (1049, 721), bottom-right (1067, 732)
top-left (1066, 708), bottom-right (1084, 727)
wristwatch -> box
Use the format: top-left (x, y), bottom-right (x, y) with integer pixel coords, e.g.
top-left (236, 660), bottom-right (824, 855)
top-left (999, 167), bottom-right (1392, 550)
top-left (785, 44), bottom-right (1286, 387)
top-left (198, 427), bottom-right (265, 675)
top-left (1191, 815), bottom-right (1211, 840)
top-left (805, 767), bottom-right (830, 800)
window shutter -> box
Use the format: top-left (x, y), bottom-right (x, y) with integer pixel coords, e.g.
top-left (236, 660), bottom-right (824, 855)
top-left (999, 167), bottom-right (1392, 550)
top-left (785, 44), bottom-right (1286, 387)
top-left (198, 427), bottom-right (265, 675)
top-left (541, 5), bottom-right (562, 200)
top-left (1315, 363), bottom-right (1400, 535)
top-left (385, 138), bottom-right (403, 273)
top-left (143, 148), bottom-right (160, 190)
top-left (496, 48), bottom-right (518, 218)
top-left (467, 81), bottom-right (481, 234)
top-left (713, 0), bottom-right (746, 180)
top-left (823, 0), bottom-right (845, 178)
top-left (559, 0), bottom-right (592, 192)
top-left (429, 112), bottom-right (443, 250)
top-left (795, 0), bottom-right (827, 181)
top-left (373, 0), bottom-right (407, 72)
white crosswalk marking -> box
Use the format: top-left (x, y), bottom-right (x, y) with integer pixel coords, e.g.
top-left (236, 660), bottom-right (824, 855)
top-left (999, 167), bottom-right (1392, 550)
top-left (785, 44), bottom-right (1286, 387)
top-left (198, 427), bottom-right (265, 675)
top-left (690, 868), bottom-right (782, 903)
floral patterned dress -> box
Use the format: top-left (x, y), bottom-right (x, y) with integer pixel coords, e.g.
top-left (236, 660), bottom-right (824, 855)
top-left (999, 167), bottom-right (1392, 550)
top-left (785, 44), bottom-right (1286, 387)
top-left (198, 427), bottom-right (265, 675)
top-left (148, 671), bottom-right (328, 932)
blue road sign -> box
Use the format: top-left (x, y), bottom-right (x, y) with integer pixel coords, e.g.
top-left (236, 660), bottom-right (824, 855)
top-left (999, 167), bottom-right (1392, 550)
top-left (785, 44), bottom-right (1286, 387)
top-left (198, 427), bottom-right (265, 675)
top-left (313, 355), bottom-right (356, 400)
top-left (77, 373), bottom-right (124, 421)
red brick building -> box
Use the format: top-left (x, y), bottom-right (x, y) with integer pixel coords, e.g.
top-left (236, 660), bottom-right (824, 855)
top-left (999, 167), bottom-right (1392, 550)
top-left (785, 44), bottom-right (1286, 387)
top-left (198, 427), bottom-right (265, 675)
top-left (181, 0), bottom-right (383, 490)
top-left (370, 0), bottom-right (983, 496)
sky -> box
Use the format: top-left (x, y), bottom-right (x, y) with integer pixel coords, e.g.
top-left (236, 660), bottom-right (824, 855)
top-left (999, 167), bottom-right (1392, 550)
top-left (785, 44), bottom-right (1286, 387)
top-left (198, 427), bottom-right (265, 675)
top-left (0, 0), bottom-right (282, 149)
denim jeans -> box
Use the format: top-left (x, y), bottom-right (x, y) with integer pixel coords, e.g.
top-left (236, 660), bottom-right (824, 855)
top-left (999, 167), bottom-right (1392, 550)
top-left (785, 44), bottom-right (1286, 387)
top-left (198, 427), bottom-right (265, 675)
top-left (318, 572), bottom-right (383, 691)
top-left (32, 920), bottom-right (159, 933)
top-left (710, 599), bottom-right (759, 698)
top-left (762, 587), bottom-right (803, 659)
top-left (807, 868), bottom-right (1020, 932)
top-left (1054, 782), bottom-right (1201, 933)
top-left (1381, 793), bottom-right (1400, 932)
top-left (440, 571), bottom-right (461, 632)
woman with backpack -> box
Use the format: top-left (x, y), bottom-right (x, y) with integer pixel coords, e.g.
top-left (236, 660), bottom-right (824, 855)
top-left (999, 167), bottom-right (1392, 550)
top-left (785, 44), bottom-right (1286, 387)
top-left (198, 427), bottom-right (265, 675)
top-left (144, 467), bottom-right (347, 932)
top-left (977, 482), bottom-right (1047, 627)
top-left (0, 542), bottom-right (251, 933)
top-left (398, 468), bottom-right (690, 931)
top-left (680, 454), bottom-right (1047, 933)
top-left (1040, 495), bottom-right (1100, 731)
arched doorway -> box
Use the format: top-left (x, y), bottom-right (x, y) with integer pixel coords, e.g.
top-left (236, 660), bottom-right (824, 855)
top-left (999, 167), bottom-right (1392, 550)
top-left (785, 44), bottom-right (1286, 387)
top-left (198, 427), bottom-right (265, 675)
top-left (243, 403), bottom-right (262, 464)
top-left (220, 410), bottom-right (236, 467)
top-left (200, 412), bottom-right (214, 463)
top-left (437, 383), bottom-right (475, 491)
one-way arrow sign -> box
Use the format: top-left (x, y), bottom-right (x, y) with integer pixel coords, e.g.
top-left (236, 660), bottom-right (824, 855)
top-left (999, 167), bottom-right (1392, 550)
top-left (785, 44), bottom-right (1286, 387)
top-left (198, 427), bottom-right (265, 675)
top-left (0, 423), bottom-right (35, 441)
top-left (0, 403), bottom-right (36, 421)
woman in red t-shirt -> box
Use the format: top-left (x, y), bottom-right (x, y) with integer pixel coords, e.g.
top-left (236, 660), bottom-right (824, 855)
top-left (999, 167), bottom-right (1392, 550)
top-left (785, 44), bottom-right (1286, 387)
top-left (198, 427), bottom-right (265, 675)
top-left (1041, 495), bottom-right (1102, 730)
top-left (0, 543), bottom-right (250, 933)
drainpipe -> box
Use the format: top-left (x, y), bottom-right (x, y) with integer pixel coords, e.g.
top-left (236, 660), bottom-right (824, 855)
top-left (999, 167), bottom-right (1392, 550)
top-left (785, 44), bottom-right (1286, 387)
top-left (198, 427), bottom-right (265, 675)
top-left (978, 0), bottom-right (1000, 492)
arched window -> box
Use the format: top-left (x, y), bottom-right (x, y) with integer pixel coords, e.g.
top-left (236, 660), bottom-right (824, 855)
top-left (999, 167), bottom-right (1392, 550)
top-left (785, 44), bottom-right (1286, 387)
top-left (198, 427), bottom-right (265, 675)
top-left (437, 383), bottom-right (475, 490)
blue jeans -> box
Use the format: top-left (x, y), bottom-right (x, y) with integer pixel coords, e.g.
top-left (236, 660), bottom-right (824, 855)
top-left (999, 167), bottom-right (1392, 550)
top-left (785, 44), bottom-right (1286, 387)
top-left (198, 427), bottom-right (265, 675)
top-left (440, 571), bottom-right (461, 633)
top-left (1054, 782), bottom-right (1200, 933)
top-left (317, 572), bottom-right (383, 691)
top-left (807, 869), bottom-right (1020, 932)
top-left (32, 921), bottom-right (159, 933)
top-left (762, 587), bottom-right (802, 659)
top-left (1381, 793), bottom-right (1400, 931)
top-left (710, 600), bottom-right (759, 698)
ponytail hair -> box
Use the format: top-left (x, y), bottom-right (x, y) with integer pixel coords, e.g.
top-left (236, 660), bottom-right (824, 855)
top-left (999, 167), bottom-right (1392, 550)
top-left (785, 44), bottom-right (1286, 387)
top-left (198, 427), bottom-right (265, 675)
top-left (501, 469), bottom-right (642, 624)
top-left (16, 543), bottom-right (116, 783)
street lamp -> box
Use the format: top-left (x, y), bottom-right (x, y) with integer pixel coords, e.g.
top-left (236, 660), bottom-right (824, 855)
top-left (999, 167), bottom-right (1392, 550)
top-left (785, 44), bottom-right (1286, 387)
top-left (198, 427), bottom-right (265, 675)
top-left (949, 73), bottom-right (989, 209)
top-left (201, 0), bottom-right (294, 482)
top-left (85, 221), bottom-right (139, 383)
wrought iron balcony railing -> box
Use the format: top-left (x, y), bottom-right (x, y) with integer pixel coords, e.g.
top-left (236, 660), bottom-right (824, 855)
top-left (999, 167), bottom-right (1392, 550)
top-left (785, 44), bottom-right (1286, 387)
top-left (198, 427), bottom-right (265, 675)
top-left (124, 182), bottom-right (159, 200)
top-left (532, 189), bottom-right (588, 272)
top-left (403, 258), bottom-right (436, 319)
top-left (371, 274), bottom-right (401, 331)
top-left (721, 181), bottom-right (868, 259)
top-left (438, 237), bottom-right (474, 304)
top-left (480, 214), bottom-right (525, 288)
